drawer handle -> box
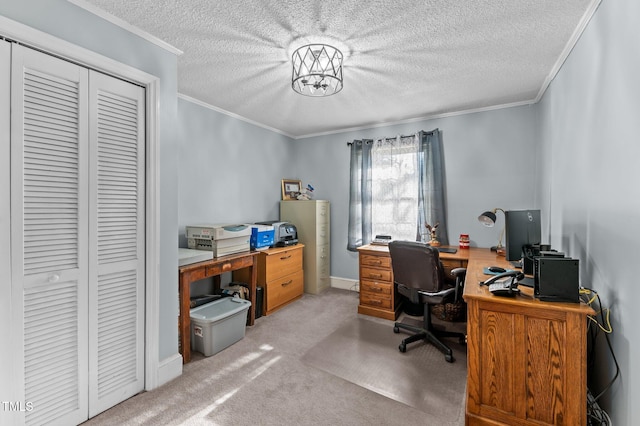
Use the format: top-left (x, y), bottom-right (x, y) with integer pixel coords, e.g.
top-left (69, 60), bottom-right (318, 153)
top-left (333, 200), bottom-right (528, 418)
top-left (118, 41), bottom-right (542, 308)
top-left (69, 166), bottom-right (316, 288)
top-left (280, 255), bottom-right (291, 260)
top-left (370, 287), bottom-right (383, 292)
top-left (369, 299), bottom-right (382, 305)
top-left (368, 273), bottom-right (382, 279)
top-left (372, 260), bottom-right (382, 265)
top-left (281, 279), bottom-right (293, 287)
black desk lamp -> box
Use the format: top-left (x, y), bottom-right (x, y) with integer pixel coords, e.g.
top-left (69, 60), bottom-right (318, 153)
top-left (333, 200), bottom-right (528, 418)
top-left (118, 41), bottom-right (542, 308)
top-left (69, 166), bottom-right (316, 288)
top-left (478, 208), bottom-right (505, 254)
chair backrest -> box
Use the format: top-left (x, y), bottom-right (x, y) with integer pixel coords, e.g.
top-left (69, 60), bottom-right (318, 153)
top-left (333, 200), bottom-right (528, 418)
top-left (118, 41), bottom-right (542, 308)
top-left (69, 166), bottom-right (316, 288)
top-left (388, 241), bottom-right (444, 303)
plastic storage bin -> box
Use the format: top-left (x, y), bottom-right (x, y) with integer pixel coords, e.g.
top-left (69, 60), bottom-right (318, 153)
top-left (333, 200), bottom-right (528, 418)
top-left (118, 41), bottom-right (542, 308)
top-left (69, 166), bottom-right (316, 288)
top-left (190, 297), bottom-right (251, 356)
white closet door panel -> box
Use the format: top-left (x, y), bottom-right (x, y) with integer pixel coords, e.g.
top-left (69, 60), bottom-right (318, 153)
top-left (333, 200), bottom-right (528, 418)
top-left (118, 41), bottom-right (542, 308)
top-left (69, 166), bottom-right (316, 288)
top-left (11, 44), bottom-right (89, 426)
top-left (23, 281), bottom-right (82, 426)
top-left (0, 39), bottom-right (18, 425)
top-left (88, 71), bottom-right (145, 417)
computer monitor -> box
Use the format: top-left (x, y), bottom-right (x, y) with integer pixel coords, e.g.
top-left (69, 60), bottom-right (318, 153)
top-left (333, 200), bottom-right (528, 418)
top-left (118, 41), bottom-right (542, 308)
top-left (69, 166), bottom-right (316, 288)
top-left (504, 209), bottom-right (541, 261)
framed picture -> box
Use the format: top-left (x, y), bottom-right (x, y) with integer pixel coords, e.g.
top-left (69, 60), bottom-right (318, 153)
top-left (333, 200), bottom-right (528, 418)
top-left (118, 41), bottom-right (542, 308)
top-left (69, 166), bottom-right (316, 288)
top-left (281, 179), bottom-right (302, 200)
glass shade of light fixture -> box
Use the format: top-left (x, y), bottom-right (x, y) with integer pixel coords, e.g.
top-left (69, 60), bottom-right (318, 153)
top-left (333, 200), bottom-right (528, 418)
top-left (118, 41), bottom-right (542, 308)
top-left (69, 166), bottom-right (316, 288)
top-left (478, 208), bottom-right (506, 252)
top-left (291, 44), bottom-right (343, 97)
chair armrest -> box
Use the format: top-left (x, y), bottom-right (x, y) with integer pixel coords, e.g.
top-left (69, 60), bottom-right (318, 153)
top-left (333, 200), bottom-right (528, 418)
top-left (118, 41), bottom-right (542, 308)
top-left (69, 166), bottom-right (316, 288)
top-left (418, 287), bottom-right (456, 299)
top-left (450, 267), bottom-right (467, 302)
top-left (450, 267), bottom-right (466, 278)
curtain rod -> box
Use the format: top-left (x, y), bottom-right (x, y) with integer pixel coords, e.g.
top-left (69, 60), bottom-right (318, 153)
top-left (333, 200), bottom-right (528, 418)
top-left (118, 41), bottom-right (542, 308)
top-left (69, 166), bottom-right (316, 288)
top-left (346, 130), bottom-right (435, 146)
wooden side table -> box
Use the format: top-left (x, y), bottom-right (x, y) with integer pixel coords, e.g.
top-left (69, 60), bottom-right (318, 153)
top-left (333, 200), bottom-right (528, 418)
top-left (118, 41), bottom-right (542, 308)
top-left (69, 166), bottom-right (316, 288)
top-left (178, 251), bottom-right (258, 363)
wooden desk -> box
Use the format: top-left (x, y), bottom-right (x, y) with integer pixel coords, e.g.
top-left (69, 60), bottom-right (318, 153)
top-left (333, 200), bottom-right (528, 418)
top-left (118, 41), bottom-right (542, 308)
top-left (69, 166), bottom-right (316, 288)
top-left (357, 243), bottom-right (595, 424)
top-left (178, 251), bottom-right (258, 363)
top-left (463, 250), bottom-right (595, 425)
top-left (356, 244), bottom-right (476, 320)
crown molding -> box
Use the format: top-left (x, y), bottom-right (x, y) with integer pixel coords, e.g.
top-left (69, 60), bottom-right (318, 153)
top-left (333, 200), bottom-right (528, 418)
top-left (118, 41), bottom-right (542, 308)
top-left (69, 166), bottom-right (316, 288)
top-left (68, 0), bottom-right (183, 55)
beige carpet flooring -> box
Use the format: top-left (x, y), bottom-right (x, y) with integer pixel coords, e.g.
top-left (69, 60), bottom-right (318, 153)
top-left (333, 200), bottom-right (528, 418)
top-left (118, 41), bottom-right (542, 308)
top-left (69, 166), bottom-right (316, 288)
top-left (82, 288), bottom-right (466, 426)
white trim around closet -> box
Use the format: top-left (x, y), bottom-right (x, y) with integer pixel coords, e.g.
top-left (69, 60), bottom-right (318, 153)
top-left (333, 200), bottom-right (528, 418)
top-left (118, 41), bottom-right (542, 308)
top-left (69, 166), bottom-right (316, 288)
top-left (0, 15), bottom-right (167, 391)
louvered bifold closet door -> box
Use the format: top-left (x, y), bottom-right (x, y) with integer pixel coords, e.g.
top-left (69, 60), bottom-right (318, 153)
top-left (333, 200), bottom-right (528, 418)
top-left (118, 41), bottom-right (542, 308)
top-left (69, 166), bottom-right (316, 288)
top-left (11, 45), bottom-right (89, 426)
top-left (87, 71), bottom-right (145, 417)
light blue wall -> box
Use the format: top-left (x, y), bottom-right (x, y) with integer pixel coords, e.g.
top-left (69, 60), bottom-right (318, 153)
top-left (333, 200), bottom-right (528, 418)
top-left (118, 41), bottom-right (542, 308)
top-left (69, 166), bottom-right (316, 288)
top-left (291, 106), bottom-right (539, 280)
top-left (537, 0), bottom-right (639, 422)
top-left (177, 98), bottom-right (294, 244)
top-left (4, 0), bottom-right (635, 422)
top-left (0, 0), bottom-right (180, 361)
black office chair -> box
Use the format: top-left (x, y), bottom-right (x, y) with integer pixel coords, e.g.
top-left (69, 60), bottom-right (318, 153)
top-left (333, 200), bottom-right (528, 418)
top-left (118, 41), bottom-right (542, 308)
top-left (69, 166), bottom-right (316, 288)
top-left (388, 240), bottom-right (466, 362)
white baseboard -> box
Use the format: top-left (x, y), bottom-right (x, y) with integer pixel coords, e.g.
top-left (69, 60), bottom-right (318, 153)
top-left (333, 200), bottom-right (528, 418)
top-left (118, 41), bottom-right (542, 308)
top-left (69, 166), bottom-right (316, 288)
top-left (156, 353), bottom-right (183, 388)
top-left (330, 276), bottom-right (359, 292)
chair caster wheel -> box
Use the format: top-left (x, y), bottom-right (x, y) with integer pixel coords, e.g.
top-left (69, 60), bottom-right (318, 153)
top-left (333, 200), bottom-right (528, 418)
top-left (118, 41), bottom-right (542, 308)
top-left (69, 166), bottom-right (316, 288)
top-left (393, 326), bottom-right (400, 334)
top-left (399, 343), bottom-right (406, 353)
top-left (445, 354), bottom-right (454, 363)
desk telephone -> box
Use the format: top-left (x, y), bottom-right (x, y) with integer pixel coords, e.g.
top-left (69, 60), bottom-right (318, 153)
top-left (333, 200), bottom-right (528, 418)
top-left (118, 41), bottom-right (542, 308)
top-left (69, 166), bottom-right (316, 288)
top-left (482, 271), bottom-right (525, 297)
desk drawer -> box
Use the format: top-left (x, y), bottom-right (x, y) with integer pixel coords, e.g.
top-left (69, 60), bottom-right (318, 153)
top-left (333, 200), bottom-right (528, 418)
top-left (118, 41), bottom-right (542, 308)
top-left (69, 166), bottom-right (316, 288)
top-left (185, 267), bottom-right (207, 282)
top-left (265, 269), bottom-right (304, 312)
top-left (264, 247), bottom-right (303, 281)
top-left (360, 291), bottom-right (392, 309)
top-left (316, 223), bottom-right (330, 245)
top-left (360, 254), bottom-right (391, 269)
top-left (360, 266), bottom-right (392, 282)
top-left (360, 279), bottom-right (392, 295)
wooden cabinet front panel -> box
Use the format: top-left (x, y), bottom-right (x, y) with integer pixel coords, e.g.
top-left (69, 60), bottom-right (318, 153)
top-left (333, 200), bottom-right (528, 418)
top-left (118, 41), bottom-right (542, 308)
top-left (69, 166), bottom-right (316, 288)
top-left (264, 247), bottom-right (303, 281)
top-left (360, 291), bottom-right (392, 309)
top-left (525, 316), bottom-right (567, 424)
top-left (265, 269), bottom-right (304, 314)
top-left (360, 254), bottom-right (391, 269)
top-left (468, 298), bottom-right (585, 426)
top-left (360, 279), bottom-right (392, 295)
top-left (360, 266), bottom-right (392, 282)
top-left (475, 307), bottom-right (521, 421)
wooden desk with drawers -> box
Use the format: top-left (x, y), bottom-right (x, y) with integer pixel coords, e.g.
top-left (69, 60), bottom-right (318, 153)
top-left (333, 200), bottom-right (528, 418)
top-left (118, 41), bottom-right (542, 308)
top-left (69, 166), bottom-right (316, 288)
top-left (178, 250), bottom-right (258, 364)
top-left (356, 244), bottom-right (595, 425)
top-left (357, 244), bottom-right (473, 320)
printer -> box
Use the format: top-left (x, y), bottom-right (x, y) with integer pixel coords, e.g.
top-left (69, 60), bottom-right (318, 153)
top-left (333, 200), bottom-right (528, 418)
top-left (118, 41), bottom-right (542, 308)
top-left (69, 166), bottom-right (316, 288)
top-left (186, 224), bottom-right (251, 257)
top-left (256, 221), bottom-right (298, 247)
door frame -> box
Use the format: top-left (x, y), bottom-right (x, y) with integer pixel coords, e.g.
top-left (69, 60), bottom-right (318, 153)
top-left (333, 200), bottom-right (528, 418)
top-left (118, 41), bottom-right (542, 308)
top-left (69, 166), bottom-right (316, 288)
top-left (0, 15), bottom-right (163, 393)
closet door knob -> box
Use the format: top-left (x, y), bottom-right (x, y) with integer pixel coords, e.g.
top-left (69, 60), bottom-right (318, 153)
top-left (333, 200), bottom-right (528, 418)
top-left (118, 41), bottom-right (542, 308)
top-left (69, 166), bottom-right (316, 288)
top-left (48, 273), bottom-right (60, 283)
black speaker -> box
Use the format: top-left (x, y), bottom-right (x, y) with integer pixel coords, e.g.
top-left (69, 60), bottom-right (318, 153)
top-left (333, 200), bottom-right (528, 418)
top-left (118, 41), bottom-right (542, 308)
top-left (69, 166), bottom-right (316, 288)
top-left (534, 258), bottom-right (579, 303)
top-left (255, 286), bottom-right (264, 319)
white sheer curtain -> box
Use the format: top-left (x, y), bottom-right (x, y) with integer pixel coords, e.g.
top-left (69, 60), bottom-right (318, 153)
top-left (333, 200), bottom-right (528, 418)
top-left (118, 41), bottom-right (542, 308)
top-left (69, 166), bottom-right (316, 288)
top-left (371, 135), bottom-right (421, 241)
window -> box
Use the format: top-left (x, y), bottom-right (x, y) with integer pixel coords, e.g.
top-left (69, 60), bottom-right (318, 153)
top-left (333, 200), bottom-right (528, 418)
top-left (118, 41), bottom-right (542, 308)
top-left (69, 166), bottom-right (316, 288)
top-left (370, 136), bottom-right (420, 241)
top-left (347, 130), bottom-right (448, 250)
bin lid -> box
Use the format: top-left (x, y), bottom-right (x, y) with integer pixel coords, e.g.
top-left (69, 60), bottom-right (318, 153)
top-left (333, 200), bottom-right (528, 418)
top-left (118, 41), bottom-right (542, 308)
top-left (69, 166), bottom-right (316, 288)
top-left (190, 297), bottom-right (251, 322)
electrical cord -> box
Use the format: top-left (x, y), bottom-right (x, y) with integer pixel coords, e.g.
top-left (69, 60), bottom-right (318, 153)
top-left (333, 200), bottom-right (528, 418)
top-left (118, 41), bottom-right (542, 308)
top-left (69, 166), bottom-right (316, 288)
top-left (587, 388), bottom-right (612, 426)
top-left (580, 287), bottom-right (620, 404)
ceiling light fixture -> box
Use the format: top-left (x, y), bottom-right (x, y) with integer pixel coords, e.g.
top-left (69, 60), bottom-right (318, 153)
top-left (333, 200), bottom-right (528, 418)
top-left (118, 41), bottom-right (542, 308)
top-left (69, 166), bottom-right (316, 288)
top-left (291, 44), bottom-right (343, 97)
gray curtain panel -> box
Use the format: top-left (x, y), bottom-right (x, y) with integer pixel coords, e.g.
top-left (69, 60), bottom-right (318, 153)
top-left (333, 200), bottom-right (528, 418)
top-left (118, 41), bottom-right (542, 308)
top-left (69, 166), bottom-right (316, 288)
top-left (418, 129), bottom-right (449, 245)
top-left (347, 140), bottom-right (372, 251)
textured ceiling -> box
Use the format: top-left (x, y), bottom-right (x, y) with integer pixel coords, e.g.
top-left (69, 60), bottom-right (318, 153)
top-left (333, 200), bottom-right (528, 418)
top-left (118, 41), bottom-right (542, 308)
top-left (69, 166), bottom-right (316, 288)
top-left (80, 0), bottom-right (597, 138)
